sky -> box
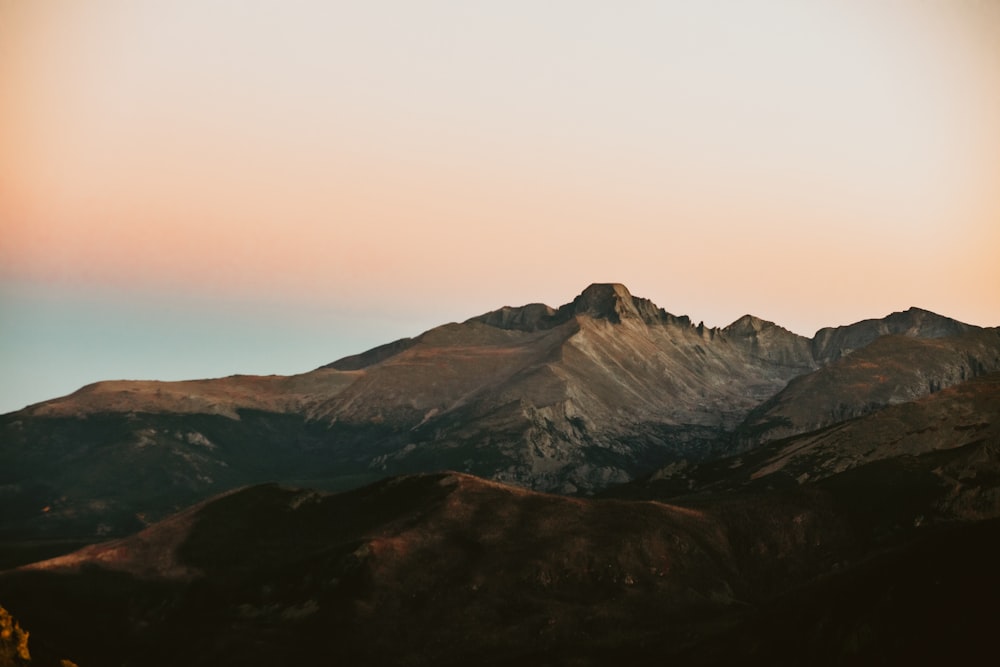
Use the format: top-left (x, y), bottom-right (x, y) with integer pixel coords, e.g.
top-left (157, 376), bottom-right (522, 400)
top-left (1, 0), bottom-right (999, 414)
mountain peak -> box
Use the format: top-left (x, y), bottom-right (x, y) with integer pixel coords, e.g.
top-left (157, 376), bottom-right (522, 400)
top-left (568, 283), bottom-right (688, 326)
top-left (720, 314), bottom-right (816, 369)
top-left (725, 314), bottom-right (769, 332)
top-left (582, 282), bottom-right (631, 296)
top-left (571, 283), bottom-right (637, 322)
top-left (891, 306), bottom-right (968, 334)
top-left (467, 283), bottom-right (688, 331)
top-left (812, 306), bottom-right (977, 363)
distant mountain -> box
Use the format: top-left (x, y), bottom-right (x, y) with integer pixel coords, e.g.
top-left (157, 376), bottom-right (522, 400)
top-left (304, 283), bottom-right (819, 492)
top-left (3, 286), bottom-right (999, 665)
top-left (811, 306), bottom-right (975, 363)
top-left (0, 284), bottom-right (996, 547)
top-left (5, 367), bottom-right (1000, 667)
top-left (737, 328), bottom-right (1000, 445)
top-left (616, 371), bottom-right (1000, 507)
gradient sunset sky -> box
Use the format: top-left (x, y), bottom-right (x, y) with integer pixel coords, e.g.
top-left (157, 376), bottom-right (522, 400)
top-left (2, 0), bottom-right (999, 413)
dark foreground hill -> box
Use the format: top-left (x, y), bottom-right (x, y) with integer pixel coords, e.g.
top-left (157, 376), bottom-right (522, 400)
top-left (3, 433), bottom-right (999, 666)
top-left (3, 284), bottom-right (997, 551)
top-left (1, 356), bottom-right (999, 664)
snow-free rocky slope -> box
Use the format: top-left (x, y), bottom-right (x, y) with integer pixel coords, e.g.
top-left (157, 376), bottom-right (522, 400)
top-left (3, 285), bottom-right (1000, 665)
top-left (2, 284), bottom-right (997, 546)
top-left (6, 368), bottom-right (1000, 667)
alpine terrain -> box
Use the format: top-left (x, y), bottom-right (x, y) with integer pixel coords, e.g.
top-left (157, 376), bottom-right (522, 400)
top-left (1, 283), bottom-right (998, 665)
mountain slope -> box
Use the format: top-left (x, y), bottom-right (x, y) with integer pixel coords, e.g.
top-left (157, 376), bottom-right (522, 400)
top-left (325, 285), bottom-right (817, 492)
top-left (1, 284), bottom-right (994, 548)
top-left (0, 473), bottom-right (859, 667)
top-left (737, 328), bottom-right (1000, 444)
top-left (811, 306), bottom-right (975, 363)
top-left (2, 290), bottom-right (999, 665)
top-left (0, 284), bottom-right (819, 543)
top-left (5, 433), bottom-right (1000, 667)
top-left (620, 372), bottom-right (1000, 524)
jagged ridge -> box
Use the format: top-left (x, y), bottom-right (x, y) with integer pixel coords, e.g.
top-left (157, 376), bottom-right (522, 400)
top-left (1, 283), bottom-right (994, 547)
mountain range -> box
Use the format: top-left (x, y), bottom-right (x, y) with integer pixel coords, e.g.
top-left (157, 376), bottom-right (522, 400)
top-left (1, 283), bottom-right (998, 665)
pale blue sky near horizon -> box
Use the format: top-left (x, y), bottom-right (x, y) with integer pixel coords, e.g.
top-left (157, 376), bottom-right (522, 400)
top-left (0, 280), bottom-right (463, 414)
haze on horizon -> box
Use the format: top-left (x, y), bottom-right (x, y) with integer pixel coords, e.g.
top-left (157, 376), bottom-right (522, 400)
top-left (1, 0), bottom-right (999, 414)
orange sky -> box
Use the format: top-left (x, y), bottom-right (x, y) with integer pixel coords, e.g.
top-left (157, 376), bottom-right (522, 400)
top-left (1, 0), bottom-right (998, 411)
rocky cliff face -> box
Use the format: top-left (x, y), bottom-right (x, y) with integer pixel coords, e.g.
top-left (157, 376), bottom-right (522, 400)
top-left (628, 371), bottom-right (1000, 506)
top-left (737, 328), bottom-right (1000, 445)
top-left (284, 284), bottom-right (821, 493)
top-left (721, 314), bottom-right (815, 369)
top-left (467, 282), bottom-right (691, 330)
top-left (811, 306), bottom-right (974, 363)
